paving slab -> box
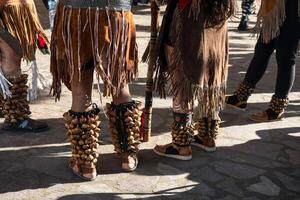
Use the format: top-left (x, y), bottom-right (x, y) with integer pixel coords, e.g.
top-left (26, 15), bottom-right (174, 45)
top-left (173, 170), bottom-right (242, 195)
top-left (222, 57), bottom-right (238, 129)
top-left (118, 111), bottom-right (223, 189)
top-left (213, 160), bottom-right (266, 179)
top-left (247, 176), bottom-right (280, 196)
top-left (216, 178), bottom-right (244, 197)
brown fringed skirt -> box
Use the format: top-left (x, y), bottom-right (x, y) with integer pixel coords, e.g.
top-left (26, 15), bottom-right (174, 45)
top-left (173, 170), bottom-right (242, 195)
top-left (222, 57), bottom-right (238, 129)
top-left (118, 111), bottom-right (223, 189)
top-left (50, 1), bottom-right (138, 100)
top-left (0, 0), bottom-right (48, 61)
top-left (155, 1), bottom-right (228, 119)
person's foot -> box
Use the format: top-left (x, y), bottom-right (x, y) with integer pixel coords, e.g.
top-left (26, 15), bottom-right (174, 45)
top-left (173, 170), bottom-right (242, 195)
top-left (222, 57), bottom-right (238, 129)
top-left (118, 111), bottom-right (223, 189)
top-left (153, 143), bottom-right (192, 160)
top-left (69, 158), bottom-right (97, 181)
top-left (121, 153), bottom-right (139, 172)
top-left (238, 16), bottom-right (249, 31)
top-left (107, 101), bottom-right (142, 171)
top-left (2, 118), bottom-right (48, 132)
top-left (226, 82), bottom-right (254, 110)
top-left (249, 108), bottom-right (284, 122)
top-left (249, 96), bottom-right (288, 122)
top-left (225, 95), bottom-right (247, 111)
top-left (191, 135), bottom-right (216, 152)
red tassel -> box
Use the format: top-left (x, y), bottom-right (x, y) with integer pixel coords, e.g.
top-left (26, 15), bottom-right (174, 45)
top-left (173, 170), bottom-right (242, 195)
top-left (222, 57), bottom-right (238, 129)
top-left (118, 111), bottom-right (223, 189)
top-left (37, 34), bottom-right (49, 54)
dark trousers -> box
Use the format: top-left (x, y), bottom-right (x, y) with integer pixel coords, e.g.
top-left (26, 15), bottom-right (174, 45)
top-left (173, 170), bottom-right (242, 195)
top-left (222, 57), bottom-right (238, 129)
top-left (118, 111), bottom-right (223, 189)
top-left (244, 0), bottom-right (300, 99)
top-left (241, 0), bottom-right (255, 18)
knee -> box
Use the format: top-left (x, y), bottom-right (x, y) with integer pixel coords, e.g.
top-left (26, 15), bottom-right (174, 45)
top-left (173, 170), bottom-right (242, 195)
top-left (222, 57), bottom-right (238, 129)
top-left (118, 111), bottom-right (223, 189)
top-left (276, 53), bottom-right (296, 70)
top-left (0, 41), bottom-right (21, 62)
top-left (0, 43), bottom-right (21, 75)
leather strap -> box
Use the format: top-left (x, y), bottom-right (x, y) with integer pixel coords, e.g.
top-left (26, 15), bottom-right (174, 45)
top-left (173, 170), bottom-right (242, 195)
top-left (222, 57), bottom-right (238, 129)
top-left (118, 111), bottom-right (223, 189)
top-left (60, 0), bottom-right (132, 11)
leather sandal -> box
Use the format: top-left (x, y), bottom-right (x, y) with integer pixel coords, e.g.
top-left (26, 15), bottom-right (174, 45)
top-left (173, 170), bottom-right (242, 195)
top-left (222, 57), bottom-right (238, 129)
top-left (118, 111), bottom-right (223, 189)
top-left (69, 158), bottom-right (97, 181)
top-left (249, 108), bottom-right (284, 122)
top-left (122, 153), bottom-right (139, 172)
top-left (249, 95), bottom-right (288, 122)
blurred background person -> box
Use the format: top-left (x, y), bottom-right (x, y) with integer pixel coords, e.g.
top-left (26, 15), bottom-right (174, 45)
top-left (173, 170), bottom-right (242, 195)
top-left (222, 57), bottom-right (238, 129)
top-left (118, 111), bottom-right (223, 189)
top-left (238, 0), bottom-right (255, 31)
top-left (226, 0), bottom-right (300, 122)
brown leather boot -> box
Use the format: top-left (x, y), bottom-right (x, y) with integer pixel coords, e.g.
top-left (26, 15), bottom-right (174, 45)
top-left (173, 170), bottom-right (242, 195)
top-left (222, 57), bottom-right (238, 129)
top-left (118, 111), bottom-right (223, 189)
top-left (192, 118), bottom-right (220, 152)
top-left (153, 112), bottom-right (194, 160)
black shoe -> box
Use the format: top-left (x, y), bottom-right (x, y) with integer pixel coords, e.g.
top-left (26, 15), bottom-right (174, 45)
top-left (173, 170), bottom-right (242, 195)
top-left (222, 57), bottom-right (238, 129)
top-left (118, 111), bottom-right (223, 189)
top-left (225, 95), bottom-right (247, 110)
top-left (3, 118), bottom-right (49, 133)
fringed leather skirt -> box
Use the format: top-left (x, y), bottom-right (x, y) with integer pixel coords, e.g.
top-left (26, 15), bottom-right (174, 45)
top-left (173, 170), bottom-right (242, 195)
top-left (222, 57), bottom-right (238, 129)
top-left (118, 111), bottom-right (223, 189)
top-left (50, 0), bottom-right (138, 100)
top-left (155, 1), bottom-right (229, 119)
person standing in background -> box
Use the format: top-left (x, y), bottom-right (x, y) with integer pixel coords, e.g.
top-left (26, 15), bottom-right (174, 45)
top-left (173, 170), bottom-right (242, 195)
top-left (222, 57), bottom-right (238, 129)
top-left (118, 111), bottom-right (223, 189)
top-left (0, 0), bottom-right (49, 131)
top-left (226, 0), bottom-right (300, 122)
top-left (238, 0), bottom-right (255, 31)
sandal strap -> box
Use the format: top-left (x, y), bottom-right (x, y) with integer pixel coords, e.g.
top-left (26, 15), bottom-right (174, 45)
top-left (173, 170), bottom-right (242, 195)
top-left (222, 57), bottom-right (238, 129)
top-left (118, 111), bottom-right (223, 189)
top-left (80, 164), bottom-right (96, 174)
top-left (269, 95), bottom-right (289, 114)
top-left (107, 100), bottom-right (142, 154)
top-left (265, 109), bottom-right (282, 120)
top-left (69, 158), bottom-right (95, 175)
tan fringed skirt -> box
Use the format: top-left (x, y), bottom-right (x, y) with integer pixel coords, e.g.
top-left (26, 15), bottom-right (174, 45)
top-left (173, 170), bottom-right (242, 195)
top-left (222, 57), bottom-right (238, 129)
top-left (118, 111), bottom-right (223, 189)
top-left (0, 0), bottom-right (48, 61)
top-left (50, 2), bottom-right (138, 100)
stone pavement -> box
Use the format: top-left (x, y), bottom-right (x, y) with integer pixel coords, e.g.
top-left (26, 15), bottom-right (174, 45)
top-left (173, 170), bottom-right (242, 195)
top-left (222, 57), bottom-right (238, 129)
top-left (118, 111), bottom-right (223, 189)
top-left (0, 2), bottom-right (300, 200)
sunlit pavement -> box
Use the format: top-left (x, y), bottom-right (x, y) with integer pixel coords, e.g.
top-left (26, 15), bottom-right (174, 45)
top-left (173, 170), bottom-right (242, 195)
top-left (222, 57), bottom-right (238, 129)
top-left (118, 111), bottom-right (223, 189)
top-left (0, 2), bottom-right (299, 200)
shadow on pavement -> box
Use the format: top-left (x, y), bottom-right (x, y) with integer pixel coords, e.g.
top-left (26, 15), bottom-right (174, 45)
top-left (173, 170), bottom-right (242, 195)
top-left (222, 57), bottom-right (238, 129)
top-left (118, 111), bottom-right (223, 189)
top-left (0, 113), bottom-right (299, 199)
top-left (54, 127), bottom-right (300, 199)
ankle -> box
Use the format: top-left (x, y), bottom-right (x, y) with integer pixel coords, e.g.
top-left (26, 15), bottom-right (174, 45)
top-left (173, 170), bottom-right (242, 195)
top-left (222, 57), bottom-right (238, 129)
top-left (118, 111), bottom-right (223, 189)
top-left (112, 96), bottom-right (132, 105)
top-left (234, 81), bottom-right (255, 102)
top-left (269, 95), bottom-right (289, 112)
